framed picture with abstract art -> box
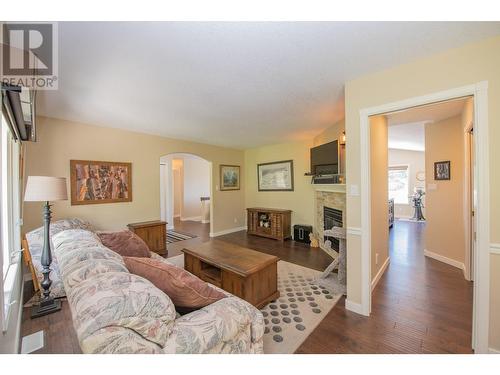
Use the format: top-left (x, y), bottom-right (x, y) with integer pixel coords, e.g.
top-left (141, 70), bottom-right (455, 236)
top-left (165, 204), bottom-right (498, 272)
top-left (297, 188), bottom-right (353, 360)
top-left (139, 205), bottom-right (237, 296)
top-left (70, 160), bottom-right (132, 205)
top-left (434, 160), bottom-right (451, 180)
top-left (257, 160), bottom-right (294, 191)
top-left (220, 164), bottom-right (240, 191)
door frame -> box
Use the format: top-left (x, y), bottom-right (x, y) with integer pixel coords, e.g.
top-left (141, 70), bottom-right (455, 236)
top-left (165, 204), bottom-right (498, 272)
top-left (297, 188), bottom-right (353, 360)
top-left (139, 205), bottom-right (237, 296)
top-left (160, 153), bottom-right (213, 233)
top-left (359, 81), bottom-right (490, 353)
top-left (464, 119), bottom-right (474, 282)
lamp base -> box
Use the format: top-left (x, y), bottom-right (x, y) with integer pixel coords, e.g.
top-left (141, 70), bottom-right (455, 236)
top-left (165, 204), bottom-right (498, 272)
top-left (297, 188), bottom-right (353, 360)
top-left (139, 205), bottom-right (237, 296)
top-left (31, 298), bottom-right (62, 319)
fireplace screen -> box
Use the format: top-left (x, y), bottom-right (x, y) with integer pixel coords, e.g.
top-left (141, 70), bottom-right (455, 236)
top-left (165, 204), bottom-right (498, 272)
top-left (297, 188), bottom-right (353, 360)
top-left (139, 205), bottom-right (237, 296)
top-left (323, 206), bottom-right (343, 252)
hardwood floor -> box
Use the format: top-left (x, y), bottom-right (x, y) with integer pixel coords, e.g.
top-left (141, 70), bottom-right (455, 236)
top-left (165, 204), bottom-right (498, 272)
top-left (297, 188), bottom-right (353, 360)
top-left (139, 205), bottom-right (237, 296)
top-left (21, 219), bottom-right (473, 354)
top-left (170, 218), bottom-right (332, 271)
top-left (296, 219), bottom-right (473, 353)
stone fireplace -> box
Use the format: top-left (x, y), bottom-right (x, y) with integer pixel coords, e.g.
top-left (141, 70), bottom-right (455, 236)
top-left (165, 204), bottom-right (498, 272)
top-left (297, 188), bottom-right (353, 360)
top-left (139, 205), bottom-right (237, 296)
top-left (314, 188), bottom-right (346, 254)
top-left (323, 206), bottom-right (343, 251)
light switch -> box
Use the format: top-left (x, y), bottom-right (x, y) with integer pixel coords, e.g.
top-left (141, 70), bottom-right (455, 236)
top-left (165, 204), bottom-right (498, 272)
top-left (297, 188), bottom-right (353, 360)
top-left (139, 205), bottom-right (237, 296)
top-left (349, 184), bottom-right (360, 196)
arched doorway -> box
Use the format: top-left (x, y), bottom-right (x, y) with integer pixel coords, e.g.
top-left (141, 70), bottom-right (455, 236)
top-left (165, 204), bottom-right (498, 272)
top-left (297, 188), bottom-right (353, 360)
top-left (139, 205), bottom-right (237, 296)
top-left (159, 153), bottom-right (213, 235)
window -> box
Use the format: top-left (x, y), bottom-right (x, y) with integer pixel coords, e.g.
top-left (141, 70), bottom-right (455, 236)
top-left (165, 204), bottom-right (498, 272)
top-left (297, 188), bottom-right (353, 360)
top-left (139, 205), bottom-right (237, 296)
top-left (388, 165), bottom-right (409, 205)
top-left (1, 107), bottom-right (22, 330)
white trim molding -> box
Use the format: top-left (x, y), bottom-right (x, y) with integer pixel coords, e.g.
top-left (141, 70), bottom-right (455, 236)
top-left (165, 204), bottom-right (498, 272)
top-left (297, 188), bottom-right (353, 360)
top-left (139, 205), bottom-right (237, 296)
top-left (358, 81), bottom-right (490, 353)
top-left (209, 226), bottom-right (247, 238)
top-left (345, 300), bottom-right (366, 316)
top-left (312, 184), bottom-right (346, 193)
top-left (346, 226), bottom-right (362, 236)
top-left (488, 347), bottom-right (500, 354)
top-left (180, 216), bottom-right (201, 222)
top-left (371, 257), bottom-right (390, 292)
top-left (490, 243), bottom-right (500, 255)
top-left (424, 249), bottom-right (465, 272)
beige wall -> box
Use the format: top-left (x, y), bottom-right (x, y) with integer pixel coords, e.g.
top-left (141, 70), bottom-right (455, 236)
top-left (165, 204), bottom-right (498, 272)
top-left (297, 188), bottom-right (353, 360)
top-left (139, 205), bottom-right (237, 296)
top-left (243, 119), bottom-right (346, 232)
top-left (23, 116), bottom-right (246, 234)
top-left (313, 119), bottom-right (345, 146)
top-left (244, 141), bottom-right (314, 228)
top-left (424, 116), bottom-right (466, 265)
top-left (370, 116), bottom-right (389, 281)
top-left (388, 149), bottom-right (426, 218)
top-left (181, 156), bottom-right (210, 220)
top-left (344, 36), bottom-right (500, 349)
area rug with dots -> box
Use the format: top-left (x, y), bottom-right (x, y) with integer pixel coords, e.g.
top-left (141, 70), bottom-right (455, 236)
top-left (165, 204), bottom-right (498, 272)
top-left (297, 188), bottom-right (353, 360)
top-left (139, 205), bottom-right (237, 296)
top-left (260, 260), bottom-right (342, 354)
top-left (165, 254), bottom-right (341, 354)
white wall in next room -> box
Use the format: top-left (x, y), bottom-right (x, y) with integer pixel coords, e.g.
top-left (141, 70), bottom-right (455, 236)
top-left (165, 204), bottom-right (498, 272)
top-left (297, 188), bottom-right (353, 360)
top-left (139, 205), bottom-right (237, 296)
top-left (388, 148), bottom-right (425, 219)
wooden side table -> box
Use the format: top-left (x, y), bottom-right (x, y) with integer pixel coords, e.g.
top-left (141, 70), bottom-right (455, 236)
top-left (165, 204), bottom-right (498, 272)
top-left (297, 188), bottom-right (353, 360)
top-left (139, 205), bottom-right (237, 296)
top-left (127, 220), bottom-right (167, 256)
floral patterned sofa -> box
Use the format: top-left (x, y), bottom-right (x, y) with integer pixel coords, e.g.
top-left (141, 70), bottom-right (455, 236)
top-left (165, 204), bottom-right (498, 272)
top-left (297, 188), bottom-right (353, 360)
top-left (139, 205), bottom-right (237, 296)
top-left (50, 227), bottom-right (264, 354)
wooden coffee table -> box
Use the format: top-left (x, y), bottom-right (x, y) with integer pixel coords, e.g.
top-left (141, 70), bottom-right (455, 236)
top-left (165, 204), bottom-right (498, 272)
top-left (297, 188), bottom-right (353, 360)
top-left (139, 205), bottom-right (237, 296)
top-left (182, 240), bottom-right (280, 308)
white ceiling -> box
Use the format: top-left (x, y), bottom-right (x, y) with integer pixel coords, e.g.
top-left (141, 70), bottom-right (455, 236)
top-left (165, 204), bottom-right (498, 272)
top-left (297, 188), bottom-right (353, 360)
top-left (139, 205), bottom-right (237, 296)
top-left (387, 97), bottom-right (468, 151)
top-left (37, 22), bottom-right (500, 149)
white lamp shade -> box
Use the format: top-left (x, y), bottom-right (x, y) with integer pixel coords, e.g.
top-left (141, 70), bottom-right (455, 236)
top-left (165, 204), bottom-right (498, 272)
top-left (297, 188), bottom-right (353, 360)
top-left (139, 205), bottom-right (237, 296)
top-left (24, 176), bottom-right (68, 202)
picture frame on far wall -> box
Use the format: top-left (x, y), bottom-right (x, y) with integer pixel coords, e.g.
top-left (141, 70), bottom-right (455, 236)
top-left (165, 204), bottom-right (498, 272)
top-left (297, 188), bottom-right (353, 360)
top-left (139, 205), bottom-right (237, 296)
top-left (257, 160), bottom-right (294, 191)
top-left (434, 160), bottom-right (451, 181)
top-left (70, 160), bottom-right (132, 205)
top-left (220, 164), bottom-right (240, 191)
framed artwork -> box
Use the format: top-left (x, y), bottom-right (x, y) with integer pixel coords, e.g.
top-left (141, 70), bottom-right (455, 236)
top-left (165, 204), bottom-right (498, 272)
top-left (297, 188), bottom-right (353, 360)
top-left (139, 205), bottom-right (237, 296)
top-left (257, 160), bottom-right (294, 191)
top-left (70, 160), bottom-right (132, 205)
top-left (434, 161), bottom-right (451, 181)
top-left (220, 164), bottom-right (240, 191)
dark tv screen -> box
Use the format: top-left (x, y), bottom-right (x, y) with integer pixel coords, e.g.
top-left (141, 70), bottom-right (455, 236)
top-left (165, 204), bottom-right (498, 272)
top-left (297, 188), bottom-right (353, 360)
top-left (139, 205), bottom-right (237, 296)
top-left (310, 140), bottom-right (339, 175)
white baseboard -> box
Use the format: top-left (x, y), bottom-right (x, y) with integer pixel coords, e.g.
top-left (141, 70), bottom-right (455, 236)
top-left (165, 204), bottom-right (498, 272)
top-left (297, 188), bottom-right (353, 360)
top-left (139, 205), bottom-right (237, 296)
top-left (489, 347), bottom-right (500, 354)
top-left (395, 217), bottom-right (425, 223)
top-left (201, 219), bottom-right (210, 224)
top-left (371, 257), bottom-right (390, 292)
top-left (180, 216), bottom-right (201, 222)
top-left (210, 226), bottom-right (247, 238)
top-left (424, 249), bottom-right (465, 271)
top-left (345, 299), bottom-right (368, 316)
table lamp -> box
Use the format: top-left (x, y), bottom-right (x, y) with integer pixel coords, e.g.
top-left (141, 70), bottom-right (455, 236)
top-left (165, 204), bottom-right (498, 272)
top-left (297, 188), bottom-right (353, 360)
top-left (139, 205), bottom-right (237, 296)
top-left (24, 176), bottom-right (68, 318)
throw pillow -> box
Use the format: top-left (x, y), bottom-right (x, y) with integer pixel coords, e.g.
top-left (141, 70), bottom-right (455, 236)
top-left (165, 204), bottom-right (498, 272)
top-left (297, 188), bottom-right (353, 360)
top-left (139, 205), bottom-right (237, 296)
top-left (97, 230), bottom-right (151, 258)
top-left (123, 256), bottom-right (226, 309)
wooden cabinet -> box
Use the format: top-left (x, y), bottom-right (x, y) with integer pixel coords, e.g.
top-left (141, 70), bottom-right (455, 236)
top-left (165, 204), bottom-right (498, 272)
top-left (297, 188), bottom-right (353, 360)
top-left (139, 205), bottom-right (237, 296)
top-left (127, 220), bottom-right (167, 255)
top-left (246, 207), bottom-right (292, 241)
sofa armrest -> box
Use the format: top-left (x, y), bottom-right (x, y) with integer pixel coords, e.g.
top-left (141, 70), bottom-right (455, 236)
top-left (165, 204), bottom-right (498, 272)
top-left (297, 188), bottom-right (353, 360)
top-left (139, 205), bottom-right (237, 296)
top-left (162, 297), bottom-right (264, 354)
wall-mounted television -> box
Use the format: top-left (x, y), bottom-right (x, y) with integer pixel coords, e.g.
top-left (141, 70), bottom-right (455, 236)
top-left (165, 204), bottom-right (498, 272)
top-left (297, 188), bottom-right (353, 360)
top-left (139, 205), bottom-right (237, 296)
top-left (310, 140), bottom-right (339, 176)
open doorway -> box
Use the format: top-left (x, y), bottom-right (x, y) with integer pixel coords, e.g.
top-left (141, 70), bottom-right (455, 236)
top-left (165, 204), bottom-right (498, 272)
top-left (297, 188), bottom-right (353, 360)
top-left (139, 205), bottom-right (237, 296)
top-left (368, 96), bottom-right (478, 353)
top-left (160, 153), bottom-right (212, 247)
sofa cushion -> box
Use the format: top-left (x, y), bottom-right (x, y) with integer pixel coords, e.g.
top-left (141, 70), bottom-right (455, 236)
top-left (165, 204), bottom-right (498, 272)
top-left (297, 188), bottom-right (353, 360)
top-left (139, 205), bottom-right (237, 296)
top-left (97, 230), bottom-right (151, 258)
top-left (123, 257), bottom-right (226, 309)
top-left (62, 259), bottom-right (129, 291)
top-left (68, 272), bottom-right (176, 347)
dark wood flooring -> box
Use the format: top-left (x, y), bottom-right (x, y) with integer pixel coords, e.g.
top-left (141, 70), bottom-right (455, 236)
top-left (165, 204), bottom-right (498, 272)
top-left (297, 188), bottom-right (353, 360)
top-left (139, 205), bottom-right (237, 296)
top-left (296, 220), bottom-right (473, 353)
top-left (21, 219), bottom-right (473, 354)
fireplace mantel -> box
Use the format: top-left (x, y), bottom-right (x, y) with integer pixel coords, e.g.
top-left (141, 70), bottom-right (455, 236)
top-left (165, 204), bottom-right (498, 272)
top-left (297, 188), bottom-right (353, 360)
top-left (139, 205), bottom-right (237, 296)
top-left (312, 184), bottom-right (346, 194)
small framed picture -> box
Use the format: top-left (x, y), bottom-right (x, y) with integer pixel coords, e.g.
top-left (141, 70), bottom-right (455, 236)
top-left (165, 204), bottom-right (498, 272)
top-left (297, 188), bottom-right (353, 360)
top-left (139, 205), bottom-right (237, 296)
top-left (220, 165), bottom-right (240, 191)
top-left (434, 161), bottom-right (451, 180)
